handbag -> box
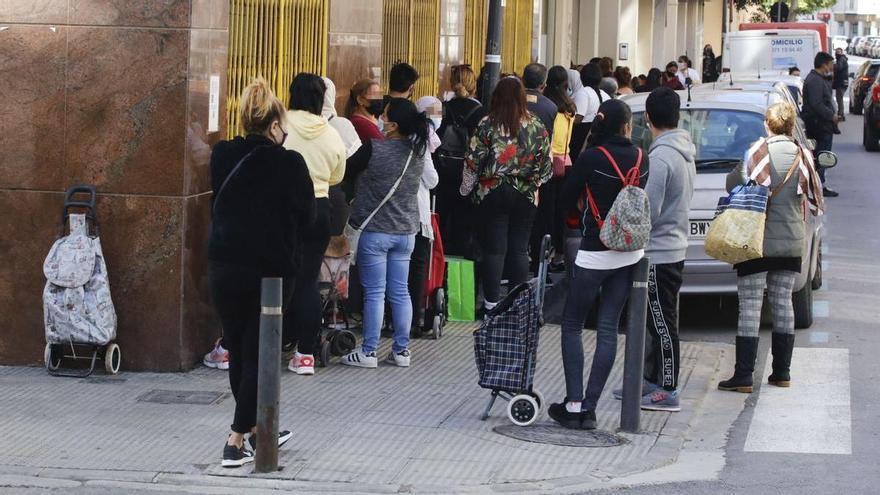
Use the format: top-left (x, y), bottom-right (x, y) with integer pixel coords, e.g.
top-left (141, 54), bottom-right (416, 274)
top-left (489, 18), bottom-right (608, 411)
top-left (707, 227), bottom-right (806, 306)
top-left (344, 150), bottom-right (414, 265)
top-left (552, 153), bottom-right (572, 178)
top-left (705, 149), bottom-right (801, 264)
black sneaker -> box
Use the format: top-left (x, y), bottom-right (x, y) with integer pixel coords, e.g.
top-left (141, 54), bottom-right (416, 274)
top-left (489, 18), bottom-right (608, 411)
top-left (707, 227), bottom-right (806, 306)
top-left (822, 187), bottom-right (839, 198)
top-left (221, 443), bottom-right (254, 468)
top-left (548, 402), bottom-right (583, 429)
top-left (580, 410), bottom-right (597, 430)
top-left (248, 430), bottom-right (293, 451)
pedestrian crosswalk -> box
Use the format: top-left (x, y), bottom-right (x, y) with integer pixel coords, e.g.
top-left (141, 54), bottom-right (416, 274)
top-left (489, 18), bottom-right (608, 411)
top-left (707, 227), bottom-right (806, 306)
top-left (744, 347), bottom-right (852, 455)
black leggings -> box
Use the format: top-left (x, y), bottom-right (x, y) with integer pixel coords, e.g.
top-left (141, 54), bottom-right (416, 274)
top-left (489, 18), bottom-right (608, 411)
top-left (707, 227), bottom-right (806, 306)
top-left (210, 261), bottom-right (292, 434)
top-left (284, 198), bottom-right (331, 355)
top-left (408, 233), bottom-right (431, 329)
top-left (478, 183), bottom-right (538, 304)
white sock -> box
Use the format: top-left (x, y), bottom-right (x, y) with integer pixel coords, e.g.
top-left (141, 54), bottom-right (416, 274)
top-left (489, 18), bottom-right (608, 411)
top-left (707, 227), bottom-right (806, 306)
top-left (484, 301), bottom-right (498, 310)
top-left (565, 401), bottom-right (582, 413)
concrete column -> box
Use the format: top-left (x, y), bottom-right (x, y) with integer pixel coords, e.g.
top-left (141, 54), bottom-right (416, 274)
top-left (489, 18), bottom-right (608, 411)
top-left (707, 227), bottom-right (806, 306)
top-left (677, 0), bottom-right (688, 60)
top-left (636, 0), bottom-right (655, 74)
top-left (548, 0), bottom-right (574, 66)
top-left (598, 0), bottom-right (622, 63)
top-left (618, 0), bottom-right (639, 68)
top-left (575, 0), bottom-right (600, 64)
top-left (686, 0), bottom-right (700, 63)
top-left (654, 0), bottom-right (680, 68)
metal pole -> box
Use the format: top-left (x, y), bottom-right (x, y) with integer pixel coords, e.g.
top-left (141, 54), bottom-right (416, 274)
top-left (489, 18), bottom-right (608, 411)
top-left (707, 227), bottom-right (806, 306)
top-left (481, 0), bottom-right (505, 107)
top-left (620, 257), bottom-right (650, 433)
top-left (254, 277), bottom-right (283, 473)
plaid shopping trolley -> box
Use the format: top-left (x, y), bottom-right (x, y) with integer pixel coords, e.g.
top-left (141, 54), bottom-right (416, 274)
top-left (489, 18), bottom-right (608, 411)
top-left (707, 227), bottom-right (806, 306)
top-left (473, 235), bottom-right (551, 426)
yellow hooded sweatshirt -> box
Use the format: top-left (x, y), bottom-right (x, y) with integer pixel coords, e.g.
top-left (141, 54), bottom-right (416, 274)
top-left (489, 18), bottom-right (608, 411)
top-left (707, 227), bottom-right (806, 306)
top-left (284, 109), bottom-right (347, 198)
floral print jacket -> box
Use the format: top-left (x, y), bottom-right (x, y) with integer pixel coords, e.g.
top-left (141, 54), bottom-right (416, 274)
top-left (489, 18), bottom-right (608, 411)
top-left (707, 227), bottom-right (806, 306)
top-left (465, 114), bottom-right (552, 204)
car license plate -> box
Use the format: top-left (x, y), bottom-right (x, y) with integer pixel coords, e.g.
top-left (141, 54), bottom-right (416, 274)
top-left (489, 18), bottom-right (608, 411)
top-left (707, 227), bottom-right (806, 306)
top-left (689, 220), bottom-right (711, 239)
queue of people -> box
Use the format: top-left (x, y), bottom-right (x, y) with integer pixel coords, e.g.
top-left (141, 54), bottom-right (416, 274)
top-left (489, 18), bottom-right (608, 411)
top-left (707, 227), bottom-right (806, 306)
top-left (206, 54), bottom-right (825, 465)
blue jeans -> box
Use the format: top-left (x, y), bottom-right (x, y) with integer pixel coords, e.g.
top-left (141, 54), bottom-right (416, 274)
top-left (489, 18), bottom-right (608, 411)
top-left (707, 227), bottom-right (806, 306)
top-left (561, 263), bottom-right (633, 410)
top-left (358, 231), bottom-right (416, 354)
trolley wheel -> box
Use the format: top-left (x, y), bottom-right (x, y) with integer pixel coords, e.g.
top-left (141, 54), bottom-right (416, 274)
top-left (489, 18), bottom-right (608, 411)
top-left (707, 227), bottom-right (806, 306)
top-left (507, 394), bottom-right (539, 427)
top-left (104, 343), bottom-right (121, 375)
top-left (432, 315), bottom-right (442, 340)
top-left (320, 340), bottom-right (331, 368)
top-left (44, 343), bottom-right (61, 371)
top-left (531, 388), bottom-right (545, 410)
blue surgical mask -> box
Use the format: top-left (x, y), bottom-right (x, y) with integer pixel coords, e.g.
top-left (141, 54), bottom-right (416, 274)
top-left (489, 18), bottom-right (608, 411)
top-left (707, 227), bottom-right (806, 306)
top-left (429, 116), bottom-right (442, 130)
top-left (376, 117), bottom-right (384, 132)
top-left (567, 87), bottom-right (573, 97)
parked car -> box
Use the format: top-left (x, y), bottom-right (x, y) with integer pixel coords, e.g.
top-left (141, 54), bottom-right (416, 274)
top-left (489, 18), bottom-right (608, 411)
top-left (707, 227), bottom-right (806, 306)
top-left (848, 36), bottom-right (863, 55)
top-left (849, 60), bottom-right (880, 115)
top-left (873, 39), bottom-right (880, 58)
top-left (864, 37), bottom-right (880, 56)
top-left (864, 79), bottom-right (880, 152)
top-left (623, 87), bottom-right (835, 328)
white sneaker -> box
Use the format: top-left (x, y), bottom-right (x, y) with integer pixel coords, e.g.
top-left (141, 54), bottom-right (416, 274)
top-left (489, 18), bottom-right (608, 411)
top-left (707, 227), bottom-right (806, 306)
top-left (385, 349), bottom-right (411, 367)
top-left (340, 350), bottom-right (378, 368)
top-left (288, 353), bottom-right (315, 375)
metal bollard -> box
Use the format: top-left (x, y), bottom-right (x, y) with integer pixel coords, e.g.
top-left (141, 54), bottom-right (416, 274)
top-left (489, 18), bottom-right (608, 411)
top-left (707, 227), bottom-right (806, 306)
top-left (254, 277), bottom-right (282, 473)
top-left (620, 257), bottom-right (650, 433)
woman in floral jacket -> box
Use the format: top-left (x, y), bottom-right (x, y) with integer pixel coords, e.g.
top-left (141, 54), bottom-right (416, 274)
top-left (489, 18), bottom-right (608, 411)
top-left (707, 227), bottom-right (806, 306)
top-left (464, 77), bottom-right (552, 311)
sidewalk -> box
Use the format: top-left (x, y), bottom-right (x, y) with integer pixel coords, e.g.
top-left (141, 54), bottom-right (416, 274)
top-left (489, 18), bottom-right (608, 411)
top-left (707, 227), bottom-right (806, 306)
top-left (0, 322), bottom-right (730, 494)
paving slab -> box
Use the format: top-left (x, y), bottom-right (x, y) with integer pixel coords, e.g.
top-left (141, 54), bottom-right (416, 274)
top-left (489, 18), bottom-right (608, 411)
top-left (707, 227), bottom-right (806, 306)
top-left (0, 322), bottom-right (723, 493)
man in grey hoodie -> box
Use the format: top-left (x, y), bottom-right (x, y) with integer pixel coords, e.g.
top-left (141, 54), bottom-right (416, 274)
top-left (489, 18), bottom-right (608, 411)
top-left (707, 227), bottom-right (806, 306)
top-left (640, 87), bottom-right (696, 412)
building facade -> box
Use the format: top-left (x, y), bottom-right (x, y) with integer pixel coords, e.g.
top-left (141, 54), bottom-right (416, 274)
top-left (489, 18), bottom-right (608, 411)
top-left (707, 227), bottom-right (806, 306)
top-left (0, 0), bottom-right (724, 371)
top-left (830, 0), bottom-right (880, 37)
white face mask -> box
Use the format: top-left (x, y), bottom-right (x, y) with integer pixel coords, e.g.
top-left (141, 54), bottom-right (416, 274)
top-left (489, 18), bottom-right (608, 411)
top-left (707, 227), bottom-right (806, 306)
top-left (429, 116), bottom-right (442, 130)
top-left (376, 117), bottom-right (384, 132)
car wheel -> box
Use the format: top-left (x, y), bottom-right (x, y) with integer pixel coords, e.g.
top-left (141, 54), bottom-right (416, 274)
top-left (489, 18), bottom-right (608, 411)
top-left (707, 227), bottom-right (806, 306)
top-left (793, 276), bottom-right (814, 330)
top-left (812, 248), bottom-right (823, 290)
top-left (853, 100), bottom-right (863, 115)
top-left (865, 116), bottom-right (880, 152)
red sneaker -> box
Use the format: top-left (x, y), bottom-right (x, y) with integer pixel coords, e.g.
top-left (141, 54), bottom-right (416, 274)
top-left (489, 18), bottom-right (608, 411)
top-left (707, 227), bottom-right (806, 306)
top-left (288, 353), bottom-right (315, 375)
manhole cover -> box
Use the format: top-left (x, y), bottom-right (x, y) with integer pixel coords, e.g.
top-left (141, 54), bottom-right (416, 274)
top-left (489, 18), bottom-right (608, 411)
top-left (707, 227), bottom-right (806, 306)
top-left (137, 389), bottom-right (226, 405)
top-left (493, 424), bottom-right (626, 447)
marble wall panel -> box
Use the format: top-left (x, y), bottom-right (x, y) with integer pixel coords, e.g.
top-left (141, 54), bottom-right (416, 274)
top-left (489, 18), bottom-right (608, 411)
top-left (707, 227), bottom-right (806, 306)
top-left (191, 0), bottom-right (229, 30)
top-left (0, 190), bottom-right (60, 365)
top-left (0, 25), bottom-right (67, 190)
top-left (328, 33), bottom-right (383, 115)
top-left (0, 191), bottom-right (188, 370)
top-left (64, 27), bottom-right (188, 196)
top-left (180, 193), bottom-right (216, 368)
top-left (69, 0), bottom-right (191, 28)
top-left (0, 0), bottom-right (68, 24)
top-left (185, 28), bottom-right (228, 195)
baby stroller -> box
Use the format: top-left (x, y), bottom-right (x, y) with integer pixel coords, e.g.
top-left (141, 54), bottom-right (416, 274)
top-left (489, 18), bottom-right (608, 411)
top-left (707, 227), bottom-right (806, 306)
top-left (473, 235), bottom-right (551, 426)
top-left (43, 185), bottom-right (120, 377)
top-left (421, 208), bottom-right (447, 339)
top-left (316, 236), bottom-right (357, 367)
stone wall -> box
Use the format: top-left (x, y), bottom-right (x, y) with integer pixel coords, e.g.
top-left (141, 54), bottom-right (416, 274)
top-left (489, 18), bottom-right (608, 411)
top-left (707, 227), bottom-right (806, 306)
top-left (0, 0), bottom-right (229, 371)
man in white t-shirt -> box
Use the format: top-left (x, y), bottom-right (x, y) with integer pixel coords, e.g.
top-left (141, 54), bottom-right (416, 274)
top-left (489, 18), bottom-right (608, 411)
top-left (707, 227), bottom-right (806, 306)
top-left (572, 64), bottom-right (613, 123)
top-left (676, 55), bottom-right (701, 87)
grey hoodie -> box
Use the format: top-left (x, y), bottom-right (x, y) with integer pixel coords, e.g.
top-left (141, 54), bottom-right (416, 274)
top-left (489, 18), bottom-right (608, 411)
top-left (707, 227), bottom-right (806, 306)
top-left (645, 129), bottom-right (696, 264)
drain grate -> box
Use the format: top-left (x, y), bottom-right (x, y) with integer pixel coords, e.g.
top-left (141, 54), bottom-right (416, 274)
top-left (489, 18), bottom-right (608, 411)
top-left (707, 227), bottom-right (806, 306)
top-left (137, 389), bottom-right (226, 405)
top-left (493, 424), bottom-right (626, 447)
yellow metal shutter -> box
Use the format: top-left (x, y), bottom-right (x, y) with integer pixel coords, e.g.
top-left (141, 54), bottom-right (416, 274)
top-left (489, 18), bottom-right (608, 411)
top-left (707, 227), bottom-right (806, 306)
top-left (227, 0), bottom-right (330, 138)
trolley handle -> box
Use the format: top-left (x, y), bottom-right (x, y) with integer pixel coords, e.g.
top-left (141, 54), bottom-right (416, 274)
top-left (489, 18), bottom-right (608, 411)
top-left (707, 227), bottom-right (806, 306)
top-left (60, 184), bottom-right (100, 235)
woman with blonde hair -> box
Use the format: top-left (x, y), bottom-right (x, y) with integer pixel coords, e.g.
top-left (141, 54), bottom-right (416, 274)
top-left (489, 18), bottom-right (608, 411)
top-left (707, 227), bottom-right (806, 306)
top-left (718, 102), bottom-right (824, 394)
top-left (209, 78), bottom-right (315, 466)
top-left (436, 64), bottom-right (484, 255)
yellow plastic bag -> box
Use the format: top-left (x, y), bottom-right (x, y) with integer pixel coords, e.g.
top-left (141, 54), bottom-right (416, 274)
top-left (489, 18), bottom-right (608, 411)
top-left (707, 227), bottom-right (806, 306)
top-left (704, 184), bottom-right (768, 265)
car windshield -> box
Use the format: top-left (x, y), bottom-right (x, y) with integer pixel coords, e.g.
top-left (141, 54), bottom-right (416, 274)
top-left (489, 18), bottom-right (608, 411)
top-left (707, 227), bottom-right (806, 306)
top-left (631, 109), bottom-right (767, 173)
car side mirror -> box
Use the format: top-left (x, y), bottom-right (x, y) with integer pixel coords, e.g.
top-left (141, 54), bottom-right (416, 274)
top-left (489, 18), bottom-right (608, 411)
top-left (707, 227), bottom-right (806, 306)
top-left (817, 151), bottom-right (838, 169)
top-left (807, 138), bottom-right (817, 150)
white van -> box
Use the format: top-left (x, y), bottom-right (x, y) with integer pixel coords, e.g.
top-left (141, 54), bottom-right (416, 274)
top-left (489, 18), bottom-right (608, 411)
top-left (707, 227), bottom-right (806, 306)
top-left (723, 30), bottom-right (822, 78)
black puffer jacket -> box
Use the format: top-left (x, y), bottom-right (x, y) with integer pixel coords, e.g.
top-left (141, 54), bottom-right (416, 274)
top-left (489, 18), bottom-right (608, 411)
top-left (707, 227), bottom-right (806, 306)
top-left (209, 134), bottom-right (316, 276)
top-left (832, 54), bottom-right (849, 90)
top-left (560, 135), bottom-right (649, 252)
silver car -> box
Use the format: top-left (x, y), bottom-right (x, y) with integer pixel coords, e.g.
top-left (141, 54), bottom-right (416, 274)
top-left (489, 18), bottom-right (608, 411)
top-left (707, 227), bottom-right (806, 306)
top-left (623, 87), bottom-right (829, 328)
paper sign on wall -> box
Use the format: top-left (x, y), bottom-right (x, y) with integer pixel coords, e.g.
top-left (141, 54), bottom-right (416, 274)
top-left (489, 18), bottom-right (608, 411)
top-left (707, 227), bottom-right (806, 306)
top-left (209, 75), bottom-right (220, 133)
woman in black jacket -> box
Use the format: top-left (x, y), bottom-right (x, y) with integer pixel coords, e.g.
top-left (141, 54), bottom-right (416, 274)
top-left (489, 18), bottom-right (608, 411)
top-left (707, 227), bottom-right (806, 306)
top-left (551, 99), bottom-right (649, 430)
top-left (209, 78), bottom-right (315, 468)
